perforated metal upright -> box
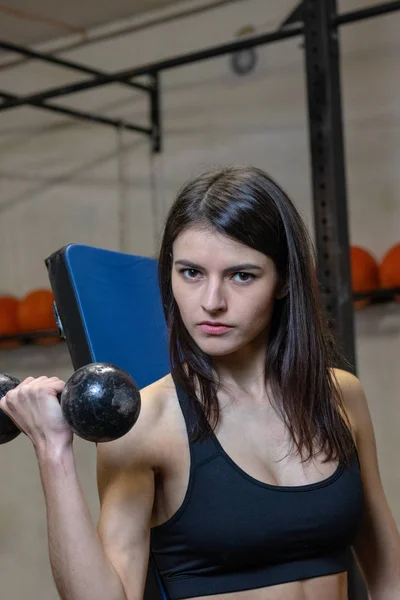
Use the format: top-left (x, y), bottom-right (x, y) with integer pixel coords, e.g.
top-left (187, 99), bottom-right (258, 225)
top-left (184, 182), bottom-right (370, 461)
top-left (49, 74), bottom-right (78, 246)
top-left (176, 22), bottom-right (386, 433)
top-left (303, 2), bottom-right (367, 598)
top-left (303, 0), bottom-right (356, 371)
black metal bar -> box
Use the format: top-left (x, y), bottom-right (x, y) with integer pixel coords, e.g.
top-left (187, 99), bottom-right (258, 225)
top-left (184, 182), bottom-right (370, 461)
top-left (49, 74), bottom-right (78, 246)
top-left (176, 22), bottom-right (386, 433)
top-left (0, 24), bottom-right (303, 113)
top-left (0, 329), bottom-right (61, 343)
top-left (335, 0), bottom-right (400, 25)
top-left (150, 73), bottom-right (162, 153)
top-left (303, 12), bottom-right (369, 600)
top-left (0, 39), bottom-right (152, 93)
top-left (280, 2), bottom-right (304, 28)
top-left (0, 91), bottom-right (152, 136)
top-left (303, 0), bottom-right (358, 373)
top-left (354, 287), bottom-right (400, 302)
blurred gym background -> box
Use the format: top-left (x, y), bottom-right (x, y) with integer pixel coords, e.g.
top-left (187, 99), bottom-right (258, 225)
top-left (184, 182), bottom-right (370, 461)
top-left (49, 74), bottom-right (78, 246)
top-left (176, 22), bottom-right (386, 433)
top-left (0, 1), bottom-right (399, 598)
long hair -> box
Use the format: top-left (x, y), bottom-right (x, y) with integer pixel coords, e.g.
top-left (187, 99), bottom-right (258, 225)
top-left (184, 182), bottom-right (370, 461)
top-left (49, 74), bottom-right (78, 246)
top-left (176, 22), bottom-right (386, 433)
top-left (157, 166), bottom-right (355, 464)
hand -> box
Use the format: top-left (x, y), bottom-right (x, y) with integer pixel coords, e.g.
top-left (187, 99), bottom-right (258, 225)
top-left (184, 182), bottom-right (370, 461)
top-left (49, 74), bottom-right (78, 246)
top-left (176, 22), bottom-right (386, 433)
top-left (0, 376), bottom-right (73, 451)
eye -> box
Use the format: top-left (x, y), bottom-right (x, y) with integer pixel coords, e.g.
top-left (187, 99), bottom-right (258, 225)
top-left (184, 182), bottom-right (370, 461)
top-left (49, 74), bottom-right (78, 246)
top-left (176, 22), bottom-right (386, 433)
top-left (178, 269), bottom-right (255, 283)
top-left (180, 268), bottom-right (201, 280)
top-left (232, 272), bottom-right (256, 283)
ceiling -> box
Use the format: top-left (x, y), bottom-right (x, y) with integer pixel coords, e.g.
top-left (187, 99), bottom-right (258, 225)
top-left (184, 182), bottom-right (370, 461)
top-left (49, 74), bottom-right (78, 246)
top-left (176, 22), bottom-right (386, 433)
top-left (0, 0), bottom-right (185, 47)
top-left (1, 1), bottom-right (392, 50)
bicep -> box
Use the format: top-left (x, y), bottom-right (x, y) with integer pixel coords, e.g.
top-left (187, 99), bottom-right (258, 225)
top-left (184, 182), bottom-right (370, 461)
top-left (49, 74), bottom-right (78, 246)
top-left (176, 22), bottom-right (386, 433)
top-left (338, 371), bottom-right (400, 590)
top-left (352, 407), bottom-right (399, 579)
top-left (96, 443), bottom-right (155, 600)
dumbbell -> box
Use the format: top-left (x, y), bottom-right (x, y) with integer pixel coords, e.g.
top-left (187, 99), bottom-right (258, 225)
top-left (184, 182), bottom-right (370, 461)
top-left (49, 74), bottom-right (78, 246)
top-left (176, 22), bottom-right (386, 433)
top-left (0, 363), bottom-right (141, 445)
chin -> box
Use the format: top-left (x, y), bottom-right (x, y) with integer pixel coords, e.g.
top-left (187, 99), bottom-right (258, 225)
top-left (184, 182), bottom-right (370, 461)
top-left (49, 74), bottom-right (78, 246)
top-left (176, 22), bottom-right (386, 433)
top-left (202, 347), bottom-right (235, 358)
top-left (194, 336), bottom-right (243, 357)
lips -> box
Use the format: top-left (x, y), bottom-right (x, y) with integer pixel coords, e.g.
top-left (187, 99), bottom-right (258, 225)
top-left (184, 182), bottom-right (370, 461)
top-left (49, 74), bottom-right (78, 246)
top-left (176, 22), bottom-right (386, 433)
top-left (197, 322), bottom-right (233, 335)
top-left (198, 321), bottom-right (231, 327)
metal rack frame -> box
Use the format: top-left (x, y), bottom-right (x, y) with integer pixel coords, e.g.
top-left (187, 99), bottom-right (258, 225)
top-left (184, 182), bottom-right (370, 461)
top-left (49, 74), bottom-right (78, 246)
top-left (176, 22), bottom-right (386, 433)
top-left (0, 2), bottom-right (399, 150)
top-left (0, 0), bottom-right (398, 382)
top-left (0, 1), bottom-right (398, 363)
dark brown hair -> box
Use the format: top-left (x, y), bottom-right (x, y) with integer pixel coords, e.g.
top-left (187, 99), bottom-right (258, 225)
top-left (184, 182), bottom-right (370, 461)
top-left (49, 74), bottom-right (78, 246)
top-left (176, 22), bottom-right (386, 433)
top-left (158, 166), bottom-right (354, 464)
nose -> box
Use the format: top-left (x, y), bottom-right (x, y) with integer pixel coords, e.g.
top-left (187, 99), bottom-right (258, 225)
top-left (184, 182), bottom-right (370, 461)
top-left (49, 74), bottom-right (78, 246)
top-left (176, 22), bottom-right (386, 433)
top-left (201, 280), bottom-right (227, 314)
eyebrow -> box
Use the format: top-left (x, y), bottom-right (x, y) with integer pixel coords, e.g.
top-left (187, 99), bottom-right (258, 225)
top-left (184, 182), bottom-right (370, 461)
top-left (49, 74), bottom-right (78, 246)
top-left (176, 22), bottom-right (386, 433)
top-left (174, 260), bottom-right (263, 273)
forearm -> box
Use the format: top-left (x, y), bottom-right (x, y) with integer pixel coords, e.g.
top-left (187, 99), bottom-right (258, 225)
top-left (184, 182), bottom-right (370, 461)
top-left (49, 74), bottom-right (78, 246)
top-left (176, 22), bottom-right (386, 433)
top-left (368, 532), bottom-right (400, 599)
top-left (370, 578), bottom-right (400, 600)
top-left (367, 559), bottom-right (400, 600)
top-left (37, 444), bottom-right (127, 600)
top-left (370, 585), bottom-right (400, 600)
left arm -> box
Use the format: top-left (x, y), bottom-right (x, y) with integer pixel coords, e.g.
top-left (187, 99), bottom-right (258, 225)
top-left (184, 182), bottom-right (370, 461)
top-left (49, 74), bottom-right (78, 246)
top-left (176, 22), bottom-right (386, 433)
top-left (336, 369), bottom-right (400, 599)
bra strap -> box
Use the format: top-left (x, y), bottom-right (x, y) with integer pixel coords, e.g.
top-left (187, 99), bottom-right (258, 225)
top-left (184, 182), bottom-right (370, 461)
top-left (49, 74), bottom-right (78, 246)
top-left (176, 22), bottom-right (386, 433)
top-left (174, 380), bottom-right (219, 467)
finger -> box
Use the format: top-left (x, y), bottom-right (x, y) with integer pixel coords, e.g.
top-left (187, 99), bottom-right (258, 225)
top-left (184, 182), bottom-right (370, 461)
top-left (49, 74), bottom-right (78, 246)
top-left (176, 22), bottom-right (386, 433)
top-left (1, 388), bottom-right (17, 404)
top-left (0, 394), bottom-right (12, 414)
top-left (18, 376), bottom-right (48, 389)
top-left (30, 378), bottom-right (66, 395)
top-left (49, 380), bottom-right (66, 393)
top-left (18, 376), bottom-right (36, 386)
top-left (14, 378), bottom-right (43, 397)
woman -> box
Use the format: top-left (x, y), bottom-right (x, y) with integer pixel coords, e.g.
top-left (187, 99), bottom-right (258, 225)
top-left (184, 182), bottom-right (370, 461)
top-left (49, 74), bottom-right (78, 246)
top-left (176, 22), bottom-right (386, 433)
top-left (1, 166), bottom-right (399, 600)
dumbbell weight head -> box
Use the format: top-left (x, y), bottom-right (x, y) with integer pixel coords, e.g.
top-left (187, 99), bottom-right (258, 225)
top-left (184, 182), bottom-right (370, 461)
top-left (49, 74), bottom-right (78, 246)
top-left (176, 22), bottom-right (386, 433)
top-left (0, 373), bottom-right (22, 444)
top-left (60, 363), bottom-right (141, 443)
top-left (0, 364), bottom-right (141, 445)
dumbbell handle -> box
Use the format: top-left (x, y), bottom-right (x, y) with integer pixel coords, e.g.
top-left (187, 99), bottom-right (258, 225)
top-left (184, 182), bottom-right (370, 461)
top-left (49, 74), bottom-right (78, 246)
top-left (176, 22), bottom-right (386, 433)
top-left (0, 373), bottom-right (23, 444)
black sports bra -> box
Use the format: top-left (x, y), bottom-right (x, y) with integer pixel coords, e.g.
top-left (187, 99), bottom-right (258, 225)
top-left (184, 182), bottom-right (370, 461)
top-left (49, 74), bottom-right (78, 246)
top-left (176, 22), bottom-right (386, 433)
top-left (150, 382), bottom-right (365, 599)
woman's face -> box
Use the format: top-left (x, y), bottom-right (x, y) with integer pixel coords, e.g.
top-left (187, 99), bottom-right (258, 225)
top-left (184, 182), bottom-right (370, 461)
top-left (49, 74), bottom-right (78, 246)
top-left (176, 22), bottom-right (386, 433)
top-left (171, 226), bottom-right (281, 358)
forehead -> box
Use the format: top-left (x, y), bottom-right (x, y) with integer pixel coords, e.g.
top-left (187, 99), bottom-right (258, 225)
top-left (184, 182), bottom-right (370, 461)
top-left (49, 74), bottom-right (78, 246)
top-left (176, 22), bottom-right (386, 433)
top-left (172, 227), bottom-right (265, 264)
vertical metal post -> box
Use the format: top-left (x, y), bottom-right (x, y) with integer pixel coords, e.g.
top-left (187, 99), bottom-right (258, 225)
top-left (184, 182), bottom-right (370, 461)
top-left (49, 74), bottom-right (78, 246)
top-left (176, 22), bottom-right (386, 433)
top-left (150, 72), bottom-right (162, 154)
top-left (303, 2), bottom-right (367, 599)
top-left (116, 125), bottom-right (130, 254)
top-left (303, 0), bottom-right (356, 372)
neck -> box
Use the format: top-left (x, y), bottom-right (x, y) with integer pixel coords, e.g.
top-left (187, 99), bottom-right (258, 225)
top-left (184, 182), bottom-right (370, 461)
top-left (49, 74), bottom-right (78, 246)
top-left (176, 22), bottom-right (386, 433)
top-left (212, 332), bottom-right (268, 398)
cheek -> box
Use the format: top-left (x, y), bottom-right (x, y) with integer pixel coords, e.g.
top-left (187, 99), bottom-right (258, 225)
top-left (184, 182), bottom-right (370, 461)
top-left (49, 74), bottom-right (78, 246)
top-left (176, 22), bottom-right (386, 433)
top-left (242, 301), bottom-right (273, 327)
top-left (172, 277), bottom-right (192, 317)
top-left (238, 288), bottom-right (277, 327)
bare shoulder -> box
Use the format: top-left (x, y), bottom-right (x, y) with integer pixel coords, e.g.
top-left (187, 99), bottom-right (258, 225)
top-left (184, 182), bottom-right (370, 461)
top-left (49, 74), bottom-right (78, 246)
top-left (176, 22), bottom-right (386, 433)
top-left (97, 373), bottom-right (177, 473)
top-left (331, 367), bottom-right (370, 445)
top-left (332, 367), bottom-right (364, 402)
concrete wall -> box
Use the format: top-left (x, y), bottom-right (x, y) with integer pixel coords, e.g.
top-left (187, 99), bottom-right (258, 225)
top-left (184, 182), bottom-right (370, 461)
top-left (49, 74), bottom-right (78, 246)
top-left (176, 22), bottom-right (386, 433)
top-left (0, 0), bottom-right (399, 597)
